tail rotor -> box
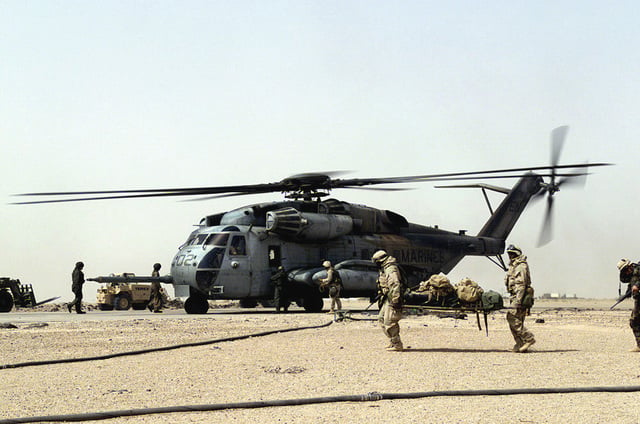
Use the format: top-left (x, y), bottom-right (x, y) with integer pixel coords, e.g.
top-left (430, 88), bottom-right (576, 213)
top-left (534, 126), bottom-right (588, 246)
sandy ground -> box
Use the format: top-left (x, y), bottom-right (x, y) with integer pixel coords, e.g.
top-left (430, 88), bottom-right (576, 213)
top-left (2, 298), bottom-right (640, 423)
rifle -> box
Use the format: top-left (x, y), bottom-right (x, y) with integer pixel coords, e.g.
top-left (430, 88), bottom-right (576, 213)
top-left (365, 292), bottom-right (385, 311)
top-left (611, 284), bottom-right (633, 310)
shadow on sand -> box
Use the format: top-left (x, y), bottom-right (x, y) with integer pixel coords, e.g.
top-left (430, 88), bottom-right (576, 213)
top-left (399, 347), bottom-right (579, 354)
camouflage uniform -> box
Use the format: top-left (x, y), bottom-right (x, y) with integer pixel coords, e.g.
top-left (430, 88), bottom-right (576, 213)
top-left (148, 263), bottom-right (163, 313)
top-left (504, 246), bottom-right (535, 352)
top-left (270, 266), bottom-right (289, 313)
top-left (320, 261), bottom-right (342, 312)
top-left (68, 262), bottom-right (85, 314)
top-left (374, 251), bottom-right (404, 351)
top-left (618, 259), bottom-right (640, 350)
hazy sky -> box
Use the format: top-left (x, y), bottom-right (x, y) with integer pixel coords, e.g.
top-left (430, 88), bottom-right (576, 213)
top-left (1, 1), bottom-right (637, 302)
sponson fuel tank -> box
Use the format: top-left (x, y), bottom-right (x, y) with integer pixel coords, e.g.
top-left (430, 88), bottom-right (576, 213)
top-left (266, 207), bottom-right (353, 241)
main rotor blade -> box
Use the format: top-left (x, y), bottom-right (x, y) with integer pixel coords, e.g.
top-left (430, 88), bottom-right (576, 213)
top-left (13, 162), bottom-right (610, 204)
top-left (182, 186), bottom-right (415, 202)
top-left (337, 162), bottom-right (609, 187)
top-left (12, 173), bottom-right (591, 204)
top-left (557, 162), bottom-right (590, 190)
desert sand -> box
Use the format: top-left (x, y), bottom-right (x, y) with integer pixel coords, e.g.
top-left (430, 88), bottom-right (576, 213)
top-left (1, 298), bottom-right (640, 423)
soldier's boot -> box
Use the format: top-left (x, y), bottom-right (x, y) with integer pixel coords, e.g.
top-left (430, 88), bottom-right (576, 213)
top-left (518, 339), bottom-right (535, 353)
top-left (77, 310), bottom-right (86, 314)
top-left (386, 342), bottom-right (403, 352)
top-left (386, 337), bottom-right (403, 351)
top-left (512, 337), bottom-right (524, 352)
top-left (67, 304), bottom-right (73, 313)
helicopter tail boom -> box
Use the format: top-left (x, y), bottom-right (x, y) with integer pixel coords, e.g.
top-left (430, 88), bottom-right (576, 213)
top-left (476, 172), bottom-right (543, 241)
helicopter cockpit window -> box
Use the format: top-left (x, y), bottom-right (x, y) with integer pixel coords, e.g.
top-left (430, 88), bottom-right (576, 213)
top-left (200, 247), bottom-right (225, 269)
top-left (204, 233), bottom-right (229, 247)
top-left (189, 234), bottom-right (209, 246)
top-left (229, 236), bottom-right (246, 256)
top-left (179, 233), bottom-right (198, 249)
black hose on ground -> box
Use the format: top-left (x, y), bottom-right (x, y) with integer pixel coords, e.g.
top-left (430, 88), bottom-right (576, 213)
top-left (2, 385), bottom-right (640, 423)
top-left (0, 320), bottom-right (334, 370)
top-left (333, 310), bottom-right (377, 322)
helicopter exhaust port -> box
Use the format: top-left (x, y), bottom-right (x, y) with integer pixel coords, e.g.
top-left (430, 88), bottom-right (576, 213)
top-left (266, 207), bottom-right (353, 242)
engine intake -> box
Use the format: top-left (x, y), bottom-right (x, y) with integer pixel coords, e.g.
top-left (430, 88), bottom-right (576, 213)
top-left (266, 207), bottom-right (353, 241)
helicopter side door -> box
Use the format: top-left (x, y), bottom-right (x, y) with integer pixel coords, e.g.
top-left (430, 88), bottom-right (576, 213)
top-left (218, 234), bottom-right (252, 298)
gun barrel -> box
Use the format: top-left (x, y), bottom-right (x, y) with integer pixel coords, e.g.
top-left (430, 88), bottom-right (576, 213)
top-left (610, 287), bottom-right (633, 310)
top-left (88, 275), bottom-right (174, 284)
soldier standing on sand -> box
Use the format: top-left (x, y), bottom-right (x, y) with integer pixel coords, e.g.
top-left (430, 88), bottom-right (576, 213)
top-left (68, 261), bottom-right (86, 314)
top-left (616, 259), bottom-right (640, 352)
top-left (319, 261), bottom-right (342, 313)
top-left (148, 263), bottom-right (163, 313)
top-left (504, 245), bottom-right (536, 353)
top-left (270, 266), bottom-right (289, 313)
top-left (372, 250), bottom-right (405, 352)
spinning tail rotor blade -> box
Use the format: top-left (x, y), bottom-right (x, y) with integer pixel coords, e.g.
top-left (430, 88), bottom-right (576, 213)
top-left (535, 126), bottom-right (575, 246)
top-left (537, 195), bottom-right (554, 247)
top-left (551, 126), bottom-right (569, 168)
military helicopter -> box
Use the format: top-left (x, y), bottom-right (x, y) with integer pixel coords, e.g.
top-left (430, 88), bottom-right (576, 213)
top-left (14, 127), bottom-right (609, 314)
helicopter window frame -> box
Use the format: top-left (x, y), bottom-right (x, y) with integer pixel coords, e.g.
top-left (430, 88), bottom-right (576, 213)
top-left (204, 233), bottom-right (230, 247)
top-left (229, 235), bottom-right (247, 256)
top-left (189, 234), bottom-right (209, 246)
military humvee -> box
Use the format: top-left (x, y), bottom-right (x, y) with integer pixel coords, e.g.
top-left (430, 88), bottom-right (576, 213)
top-left (96, 273), bottom-right (155, 311)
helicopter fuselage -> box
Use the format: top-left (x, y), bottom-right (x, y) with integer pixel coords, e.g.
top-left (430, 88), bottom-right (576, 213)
top-left (169, 198), bottom-right (506, 313)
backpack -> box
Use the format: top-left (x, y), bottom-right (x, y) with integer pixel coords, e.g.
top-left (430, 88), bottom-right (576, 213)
top-left (425, 274), bottom-right (454, 297)
top-left (333, 270), bottom-right (343, 288)
top-left (455, 278), bottom-right (484, 303)
top-left (481, 290), bottom-right (504, 311)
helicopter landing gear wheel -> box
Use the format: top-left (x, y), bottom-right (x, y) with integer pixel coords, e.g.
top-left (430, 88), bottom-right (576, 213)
top-left (185, 295), bottom-right (209, 314)
top-left (0, 291), bottom-right (14, 312)
top-left (302, 292), bottom-right (323, 313)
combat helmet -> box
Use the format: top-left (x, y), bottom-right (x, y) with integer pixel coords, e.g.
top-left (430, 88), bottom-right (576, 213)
top-left (372, 250), bottom-right (388, 264)
top-left (506, 244), bottom-right (522, 256)
top-left (617, 258), bottom-right (632, 271)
